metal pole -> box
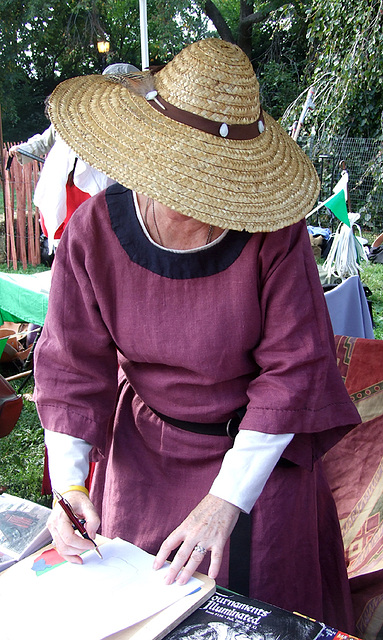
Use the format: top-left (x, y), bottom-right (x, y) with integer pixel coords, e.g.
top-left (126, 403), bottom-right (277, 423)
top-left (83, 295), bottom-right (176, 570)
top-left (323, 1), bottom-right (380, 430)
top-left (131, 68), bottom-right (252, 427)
top-left (139, 0), bottom-right (149, 70)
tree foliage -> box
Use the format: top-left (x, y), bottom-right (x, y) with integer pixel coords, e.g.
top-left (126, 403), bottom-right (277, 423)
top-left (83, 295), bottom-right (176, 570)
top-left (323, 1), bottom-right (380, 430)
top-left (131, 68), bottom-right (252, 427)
top-left (0, 0), bottom-right (212, 141)
top-left (303, 0), bottom-right (383, 141)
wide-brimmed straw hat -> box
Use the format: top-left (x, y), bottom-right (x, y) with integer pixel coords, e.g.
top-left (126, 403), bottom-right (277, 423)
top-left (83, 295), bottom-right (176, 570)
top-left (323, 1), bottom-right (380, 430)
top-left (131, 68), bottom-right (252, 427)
top-left (48, 38), bottom-right (320, 232)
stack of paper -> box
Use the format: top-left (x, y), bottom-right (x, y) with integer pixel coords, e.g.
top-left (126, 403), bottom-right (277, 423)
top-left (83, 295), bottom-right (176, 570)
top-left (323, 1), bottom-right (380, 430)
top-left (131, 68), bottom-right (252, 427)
top-left (0, 538), bottom-right (208, 640)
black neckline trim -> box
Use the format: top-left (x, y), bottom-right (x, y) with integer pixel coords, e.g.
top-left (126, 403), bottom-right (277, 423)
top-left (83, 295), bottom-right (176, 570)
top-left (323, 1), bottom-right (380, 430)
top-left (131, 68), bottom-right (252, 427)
top-left (106, 183), bottom-right (251, 279)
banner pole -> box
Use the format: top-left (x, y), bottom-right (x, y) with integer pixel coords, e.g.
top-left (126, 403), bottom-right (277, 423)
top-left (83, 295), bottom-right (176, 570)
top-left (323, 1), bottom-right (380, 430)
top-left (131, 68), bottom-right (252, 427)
top-left (139, 0), bottom-right (149, 70)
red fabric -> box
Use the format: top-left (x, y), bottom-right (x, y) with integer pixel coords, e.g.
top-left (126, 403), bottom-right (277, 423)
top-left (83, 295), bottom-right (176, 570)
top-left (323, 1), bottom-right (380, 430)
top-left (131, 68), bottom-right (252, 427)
top-left (39, 182), bottom-right (90, 240)
top-left (41, 449), bottom-right (94, 495)
top-left (323, 335), bottom-right (383, 640)
top-left (41, 448), bottom-right (51, 495)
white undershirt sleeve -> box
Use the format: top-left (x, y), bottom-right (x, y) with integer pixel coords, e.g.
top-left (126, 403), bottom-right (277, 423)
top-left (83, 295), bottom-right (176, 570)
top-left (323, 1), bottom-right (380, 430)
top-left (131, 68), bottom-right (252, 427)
top-left (44, 430), bottom-right (92, 493)
top-left (209, 429), bottom-right (294, 514)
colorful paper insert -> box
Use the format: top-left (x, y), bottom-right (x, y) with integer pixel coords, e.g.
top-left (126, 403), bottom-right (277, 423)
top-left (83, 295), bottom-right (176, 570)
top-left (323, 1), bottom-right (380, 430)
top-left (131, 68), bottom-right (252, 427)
top-left (31, 548), bottom-right (66, 576)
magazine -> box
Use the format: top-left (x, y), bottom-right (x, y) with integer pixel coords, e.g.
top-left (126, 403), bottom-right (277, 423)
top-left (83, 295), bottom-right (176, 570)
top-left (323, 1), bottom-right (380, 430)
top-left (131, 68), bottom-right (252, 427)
top-left (165, 588), bottom-right (326, 640)
top-left (0, 550), bottom-right (15, 572)
top-left (316, 627), bottom-right (362, 639)
top-left (0, 493), bottom-right (52, 571)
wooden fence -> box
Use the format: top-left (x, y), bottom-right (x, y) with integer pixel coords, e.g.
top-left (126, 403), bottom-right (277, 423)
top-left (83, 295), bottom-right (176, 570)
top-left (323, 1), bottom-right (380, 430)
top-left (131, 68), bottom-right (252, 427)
top-left (1, 143), bottom-right (42, 270)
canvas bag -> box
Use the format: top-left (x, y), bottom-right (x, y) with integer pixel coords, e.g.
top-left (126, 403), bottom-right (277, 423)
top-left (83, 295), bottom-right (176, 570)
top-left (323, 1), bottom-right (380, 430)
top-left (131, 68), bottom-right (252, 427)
top-left (0, 375), bottom-right (23, 438)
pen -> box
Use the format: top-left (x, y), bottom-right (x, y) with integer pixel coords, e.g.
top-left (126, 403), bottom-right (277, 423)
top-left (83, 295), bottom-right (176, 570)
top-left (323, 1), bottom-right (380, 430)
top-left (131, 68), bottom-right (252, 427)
top-left (53, 489), bottom-right (103, 559)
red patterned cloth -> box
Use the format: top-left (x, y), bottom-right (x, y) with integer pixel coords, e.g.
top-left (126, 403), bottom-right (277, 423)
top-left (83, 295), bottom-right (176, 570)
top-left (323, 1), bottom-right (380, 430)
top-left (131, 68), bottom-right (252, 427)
top-left (39, 182), bottom-right (90, 241)
top-left (323, 335), bottom-right (383, 640)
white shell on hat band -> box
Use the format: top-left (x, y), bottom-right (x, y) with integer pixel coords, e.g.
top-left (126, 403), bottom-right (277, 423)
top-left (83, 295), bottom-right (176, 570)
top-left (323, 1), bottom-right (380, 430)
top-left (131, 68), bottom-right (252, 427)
top-left (145, 90), bottom-right (158, 101)
top-left (219, 123), bottom-right (229, 138)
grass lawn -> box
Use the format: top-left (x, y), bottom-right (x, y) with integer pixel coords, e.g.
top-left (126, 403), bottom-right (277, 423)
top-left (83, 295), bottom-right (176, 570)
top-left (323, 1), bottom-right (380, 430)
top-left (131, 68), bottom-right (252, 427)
top-left (0, 257), bottom-right (382, 506)
top-left (0, 263), bottom-right (48, 275)
top-left (0, 263), bottom-right (51, 506)
top-left (0, 374), bottom-right (50, 506)
top-left (360, 262), bottom-right (383, 339)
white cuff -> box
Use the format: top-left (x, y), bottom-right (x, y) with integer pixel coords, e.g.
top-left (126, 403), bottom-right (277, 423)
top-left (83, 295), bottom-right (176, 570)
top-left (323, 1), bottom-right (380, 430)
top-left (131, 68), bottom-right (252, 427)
top-left (209, 430), bottom-right (294, 513)
top-left (44, 430), bottom-right (92, 493)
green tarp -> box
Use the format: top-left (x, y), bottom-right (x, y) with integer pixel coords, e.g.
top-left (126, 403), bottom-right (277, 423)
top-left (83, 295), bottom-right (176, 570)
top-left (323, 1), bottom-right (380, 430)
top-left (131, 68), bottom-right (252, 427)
top-left (0, 271), bottom-right (50, 326)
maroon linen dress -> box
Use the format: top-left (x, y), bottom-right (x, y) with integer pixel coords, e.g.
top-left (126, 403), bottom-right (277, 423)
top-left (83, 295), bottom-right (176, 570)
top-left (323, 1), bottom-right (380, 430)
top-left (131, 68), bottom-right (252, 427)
top-left (35, 184), bottom-right (360, 632)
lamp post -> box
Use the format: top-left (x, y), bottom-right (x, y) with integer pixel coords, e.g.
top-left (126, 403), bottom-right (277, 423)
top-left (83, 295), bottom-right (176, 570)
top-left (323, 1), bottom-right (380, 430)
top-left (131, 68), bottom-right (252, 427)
top-left (97, 40), bottom-right (110, 69)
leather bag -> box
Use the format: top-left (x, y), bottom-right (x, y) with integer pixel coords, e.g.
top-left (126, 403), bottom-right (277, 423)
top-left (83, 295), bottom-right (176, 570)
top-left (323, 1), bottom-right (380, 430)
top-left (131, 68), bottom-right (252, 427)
top-left (0, 375), bottom-right (23, 438)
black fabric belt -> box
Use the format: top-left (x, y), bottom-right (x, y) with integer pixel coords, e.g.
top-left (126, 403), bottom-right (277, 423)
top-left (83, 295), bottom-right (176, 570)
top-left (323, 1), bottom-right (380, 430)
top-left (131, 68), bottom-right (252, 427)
top-left (149, 406), bottom-right (246, 439)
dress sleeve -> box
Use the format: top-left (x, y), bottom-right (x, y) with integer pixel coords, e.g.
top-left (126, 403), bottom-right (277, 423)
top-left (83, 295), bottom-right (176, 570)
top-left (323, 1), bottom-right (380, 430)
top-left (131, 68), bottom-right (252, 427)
top-left (239, 220), bottom-right (360, 469)
top-left (34, 198), bottom-right (119, 457)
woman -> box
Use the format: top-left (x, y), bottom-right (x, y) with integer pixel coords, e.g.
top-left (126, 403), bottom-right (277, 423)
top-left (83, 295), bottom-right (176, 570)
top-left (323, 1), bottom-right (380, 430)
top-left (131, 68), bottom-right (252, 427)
top-left (34, 39), bottom-right (360, 632)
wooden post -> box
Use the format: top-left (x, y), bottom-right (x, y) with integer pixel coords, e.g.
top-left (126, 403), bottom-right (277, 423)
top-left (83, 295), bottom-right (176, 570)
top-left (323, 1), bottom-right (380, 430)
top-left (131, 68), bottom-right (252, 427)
top-left (4, 149), bottom-right (18, 269)
top-left (16, 159), bottom-right (27, 269)
top-left (1, 129), bottom-right (42, 268)
top-left (25, 162), bottom-right (34, 264)
top-left (33, 163), bottom-right (41, 265)
top-left (0, 105), bottom-right (7, 262)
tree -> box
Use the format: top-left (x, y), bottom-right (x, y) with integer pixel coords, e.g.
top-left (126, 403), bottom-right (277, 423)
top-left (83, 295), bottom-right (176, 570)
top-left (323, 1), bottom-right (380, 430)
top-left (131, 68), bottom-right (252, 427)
top-left (297, 0), bottom-right (383, 140)
top-left (0, 0), bottom-right (101, 141)
top-left (0, 0), bottom-right (212, 141)
top-left (203, 1), bottom-right (312, 119)
top-left (204, 0), bottom-right (292, 58)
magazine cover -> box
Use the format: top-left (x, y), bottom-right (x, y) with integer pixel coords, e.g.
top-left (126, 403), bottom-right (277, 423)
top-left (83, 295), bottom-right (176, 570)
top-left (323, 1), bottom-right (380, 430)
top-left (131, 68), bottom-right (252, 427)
top-left (316, 628), bottom-right (362, 640)
top-left (0, 493), bottom-right (51, 562)
top-left (165, 589), bottom-right (325, 640)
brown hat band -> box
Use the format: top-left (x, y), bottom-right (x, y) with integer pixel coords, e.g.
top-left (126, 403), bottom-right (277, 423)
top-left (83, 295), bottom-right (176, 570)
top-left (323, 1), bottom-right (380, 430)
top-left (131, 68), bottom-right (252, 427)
top-left (148, 93), bottom-right (265, 140)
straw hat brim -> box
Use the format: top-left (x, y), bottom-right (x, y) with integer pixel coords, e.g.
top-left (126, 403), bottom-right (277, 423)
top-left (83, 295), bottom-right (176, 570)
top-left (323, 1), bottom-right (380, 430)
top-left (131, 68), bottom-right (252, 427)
top-left (49, 74), bottom-right (320, 233)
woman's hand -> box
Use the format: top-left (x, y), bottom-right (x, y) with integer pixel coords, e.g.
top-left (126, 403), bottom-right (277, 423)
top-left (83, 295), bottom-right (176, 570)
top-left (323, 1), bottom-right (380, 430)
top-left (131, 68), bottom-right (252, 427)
top-left (153, 494), bottom-right (240, 585)
top-left (48, 490), bottom-right (100, 564)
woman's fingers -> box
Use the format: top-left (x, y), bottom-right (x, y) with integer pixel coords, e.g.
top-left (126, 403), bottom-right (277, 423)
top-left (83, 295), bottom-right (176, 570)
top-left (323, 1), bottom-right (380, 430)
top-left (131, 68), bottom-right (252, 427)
top-left (48, 490), bottom-right (101, 563)
top-left (167, 540), bottom-right (224, 585)
top-left (48, 519), bottom-right (95, 562)
top-left (175, 544), bottom-right (223, 585)
top-left (160, 537), bottom-right (205, 585)
top-left (154, 494), bottom-right (240, 584)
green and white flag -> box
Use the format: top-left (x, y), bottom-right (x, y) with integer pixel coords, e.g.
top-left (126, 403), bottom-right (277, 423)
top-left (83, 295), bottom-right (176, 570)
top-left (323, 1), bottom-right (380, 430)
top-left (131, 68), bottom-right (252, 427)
top-left (324, 188), bottom-right (350, 226)
top-left (306, 171), bottom-right (350, 226)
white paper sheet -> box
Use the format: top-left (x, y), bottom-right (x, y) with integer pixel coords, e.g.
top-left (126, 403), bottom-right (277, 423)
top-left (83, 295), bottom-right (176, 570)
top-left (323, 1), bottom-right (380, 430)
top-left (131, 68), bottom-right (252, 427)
top-left (0, 538), bottom-right (203, 640)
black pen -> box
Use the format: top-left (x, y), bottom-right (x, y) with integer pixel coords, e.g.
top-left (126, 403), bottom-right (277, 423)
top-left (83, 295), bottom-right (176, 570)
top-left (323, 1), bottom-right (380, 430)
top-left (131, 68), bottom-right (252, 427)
top-left (53, 489), bottom-right (103, 559)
